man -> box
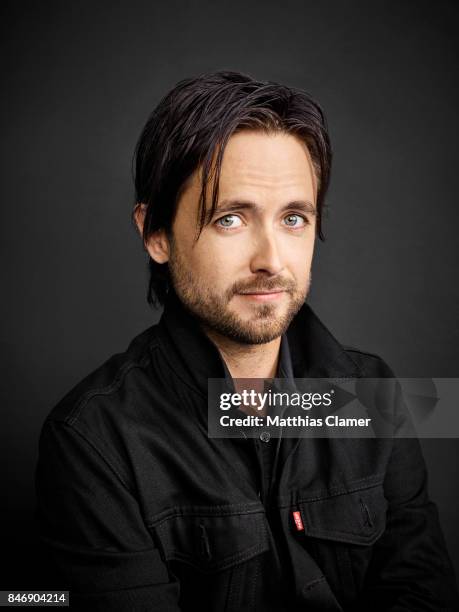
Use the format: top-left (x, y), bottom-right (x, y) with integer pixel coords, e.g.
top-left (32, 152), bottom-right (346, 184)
top-left (35, 71), bottom-right (458, 611)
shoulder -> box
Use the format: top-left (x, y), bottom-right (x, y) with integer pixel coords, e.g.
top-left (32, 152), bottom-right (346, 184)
top-left (37, 325), bottom-right (165, 494)
top-left (44, 324), bottom-right (161, 428)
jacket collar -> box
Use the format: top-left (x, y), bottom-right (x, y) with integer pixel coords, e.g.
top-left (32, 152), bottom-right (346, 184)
top-left (156, 289), bottom-right (361, 396)
top-left (285, 301), bottom-right (362, 378)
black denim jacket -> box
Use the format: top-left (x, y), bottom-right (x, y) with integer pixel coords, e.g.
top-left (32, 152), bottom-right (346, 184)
top-left (35, 292), bottom-right (459, 611)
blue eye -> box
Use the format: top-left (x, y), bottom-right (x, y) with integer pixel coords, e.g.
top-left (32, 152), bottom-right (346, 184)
top-left (284, 214), bottom-right (307, 227)
top-left (216, 214), bottom-right (242, 229)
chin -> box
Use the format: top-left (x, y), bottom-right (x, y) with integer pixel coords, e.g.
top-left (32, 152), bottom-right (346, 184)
top-left (229, 319), bottom-right (289, 345)
top-left (228, 330), bottom-right (283, 345)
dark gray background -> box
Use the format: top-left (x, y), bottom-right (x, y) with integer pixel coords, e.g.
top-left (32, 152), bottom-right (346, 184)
top-left (1, 0), bottom-right (458, 588)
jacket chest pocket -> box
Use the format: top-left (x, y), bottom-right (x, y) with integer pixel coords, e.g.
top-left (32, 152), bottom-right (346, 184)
top-left (296, 483), bottom-right (388, 605)
top-left (151, 510), bottom-right (271, 612)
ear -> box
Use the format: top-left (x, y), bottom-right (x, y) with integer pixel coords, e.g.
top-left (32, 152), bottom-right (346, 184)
top-left (133, 203), bottom-right (170, 264)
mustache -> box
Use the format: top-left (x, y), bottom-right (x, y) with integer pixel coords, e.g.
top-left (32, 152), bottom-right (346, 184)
top-left (228, 277), bottom-right (297, 297)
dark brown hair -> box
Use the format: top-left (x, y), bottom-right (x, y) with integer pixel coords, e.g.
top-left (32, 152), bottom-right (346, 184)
top-left (133, 70), bottom-right (332, 306)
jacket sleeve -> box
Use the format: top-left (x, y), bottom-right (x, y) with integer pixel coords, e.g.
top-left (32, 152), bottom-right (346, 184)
top-left (356, 371), bottom-right (459, 610)
top-left (35, 418), bottom-right (181, 611)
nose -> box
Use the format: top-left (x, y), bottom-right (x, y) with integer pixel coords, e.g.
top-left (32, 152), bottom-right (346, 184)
top-left (249, 228), bottom-right (284, 276)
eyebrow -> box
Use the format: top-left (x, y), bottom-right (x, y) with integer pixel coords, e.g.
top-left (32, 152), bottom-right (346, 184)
top-left (213, 199), bottom-right (317, 217)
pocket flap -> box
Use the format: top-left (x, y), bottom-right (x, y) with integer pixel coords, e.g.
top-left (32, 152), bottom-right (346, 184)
top-left (299, 484), bottom-right (387, 545)
top-left (154, 511), bottom-right (270, 573)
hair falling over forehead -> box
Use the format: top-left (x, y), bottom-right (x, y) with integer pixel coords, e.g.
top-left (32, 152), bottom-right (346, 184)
top-left (133, 70), bottom-right (332, 307)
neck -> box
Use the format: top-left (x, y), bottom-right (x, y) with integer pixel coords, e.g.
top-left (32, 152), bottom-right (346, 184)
top-left (202, 327), bottom-right (282, 380)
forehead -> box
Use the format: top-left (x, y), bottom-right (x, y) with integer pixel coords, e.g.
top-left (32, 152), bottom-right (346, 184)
top-left (174, 130), bottom-right (317, 228)
top-left (217, 130), bottom-right (317, 200)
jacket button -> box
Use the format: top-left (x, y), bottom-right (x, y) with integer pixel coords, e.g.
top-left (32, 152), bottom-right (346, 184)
top-left (260, 431), bottom-right (270, 443)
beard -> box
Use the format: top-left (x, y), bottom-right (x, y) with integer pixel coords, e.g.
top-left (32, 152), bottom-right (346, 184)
top-left (167, 242), bottom-right (310, 345)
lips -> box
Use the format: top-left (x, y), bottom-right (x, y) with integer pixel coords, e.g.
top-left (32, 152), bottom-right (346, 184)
top-left (237, 290), bottom-right (286, 302)
top-left (239, 290), bottom-right (284, 295)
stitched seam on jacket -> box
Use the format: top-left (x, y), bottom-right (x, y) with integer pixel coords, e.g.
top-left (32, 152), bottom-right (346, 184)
top-left (38, 535), bottom-right (159, 556)
top-left (147, 505), bottom-right (265, 528)
top-left (301, 525), bottom-right (385, 541)
top-left (57, 421), bottom-right (135, 495)
top-left (165, 542), bottom-right (267, 572)
top-left (70, 582), bottom-right (170, 596)
top-left (66, 348), bottom-right (156, 425)
top-left (277, 475), bottom-right (385, 507)
top-left (303, 575), bottom-right (326, 591)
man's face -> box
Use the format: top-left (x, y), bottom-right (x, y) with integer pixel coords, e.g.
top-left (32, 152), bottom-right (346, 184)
top-left (166, 130), bottom-right (317, 344)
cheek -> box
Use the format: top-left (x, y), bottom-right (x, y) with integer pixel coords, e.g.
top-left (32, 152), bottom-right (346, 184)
top-left (285, 236), bottom-right (314, 274)
top-left (187, 243), bottom-right (238, 289)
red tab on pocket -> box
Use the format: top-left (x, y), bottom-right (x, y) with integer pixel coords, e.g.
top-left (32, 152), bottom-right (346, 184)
top-left (292, 510), bottom-right (304, 531)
